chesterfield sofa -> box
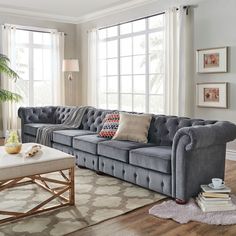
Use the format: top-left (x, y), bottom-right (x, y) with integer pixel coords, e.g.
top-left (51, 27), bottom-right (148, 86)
top-left (18, 106), bottom-right (236, 202)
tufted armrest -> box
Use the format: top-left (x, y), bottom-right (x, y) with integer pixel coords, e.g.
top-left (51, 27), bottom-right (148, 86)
top-left (18, 106), bottom-right (57, 124)
top-left (171, 121), bottom-right (236, 201)
top-left (173, 121), bottom-right (236, 151)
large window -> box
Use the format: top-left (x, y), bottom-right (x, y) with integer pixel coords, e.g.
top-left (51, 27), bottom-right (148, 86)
top-left (15, 29), bottom-right (54, 106)
top-left (97, 13), bottom-right (165, 113)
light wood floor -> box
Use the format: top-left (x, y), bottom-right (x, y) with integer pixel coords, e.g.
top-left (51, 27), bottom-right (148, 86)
top-left (68, 160), bottom-right (236, 236)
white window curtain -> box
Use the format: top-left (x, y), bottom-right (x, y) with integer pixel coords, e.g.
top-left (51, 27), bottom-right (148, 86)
top-left (51, 31), bottom-right (65, 106)
top-left (87, 29), bottom-right (98, 106)
top-left (165, 7), bottom-right (193, 117)
top-left (1, 25), bottom-right (18, 136)
top-left (1, 25), bottom-right (65, 136)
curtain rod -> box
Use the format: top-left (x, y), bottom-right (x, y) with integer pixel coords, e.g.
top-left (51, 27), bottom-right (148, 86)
top-left (98, 5), bottom-right (193, 30)
top-left (3, 25), bottom-right (67, 36)
top-left (16, 27), bottom-right (67, 36)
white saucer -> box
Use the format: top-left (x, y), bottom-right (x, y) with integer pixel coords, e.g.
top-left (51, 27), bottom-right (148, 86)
top-left (208, 183), bottom-right (225, 189)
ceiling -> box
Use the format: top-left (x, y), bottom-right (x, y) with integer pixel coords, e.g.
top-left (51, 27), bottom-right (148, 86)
top-left (0, 0), bottom-right (154, 23)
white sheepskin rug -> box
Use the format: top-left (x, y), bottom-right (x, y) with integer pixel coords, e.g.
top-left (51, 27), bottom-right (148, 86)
top-left (149, 195), bottom-right (236, 225)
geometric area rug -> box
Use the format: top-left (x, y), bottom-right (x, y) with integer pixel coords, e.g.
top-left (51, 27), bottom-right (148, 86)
top-left (0, 167), bottom-right (165, 235)
top-left (149, 195), bottom-right (236, 225)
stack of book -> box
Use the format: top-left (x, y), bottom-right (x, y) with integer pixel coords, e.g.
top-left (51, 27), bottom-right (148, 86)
top-left (196, 185), bottom-right (236, 212)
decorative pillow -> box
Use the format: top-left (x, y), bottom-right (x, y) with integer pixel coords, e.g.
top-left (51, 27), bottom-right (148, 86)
top-left (112, 112), bottom-right (152, 143)
top-left (99, 113), bottom-right (120, 138)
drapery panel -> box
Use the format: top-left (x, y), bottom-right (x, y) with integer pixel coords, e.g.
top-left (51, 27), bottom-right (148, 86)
top-left (165, 7), bottom-right (193, 117)
top-left (1, 25), bottom-right (65, 136)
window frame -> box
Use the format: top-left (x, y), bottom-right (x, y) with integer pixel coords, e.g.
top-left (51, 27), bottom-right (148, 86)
top-left (14, 27), bottom-right (54, 107)
top-left (97, 13), bottom-right (165, 113)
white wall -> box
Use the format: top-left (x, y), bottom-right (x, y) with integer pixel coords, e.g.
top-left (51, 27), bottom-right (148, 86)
top-left (194, 0), bottom-right (236, 150)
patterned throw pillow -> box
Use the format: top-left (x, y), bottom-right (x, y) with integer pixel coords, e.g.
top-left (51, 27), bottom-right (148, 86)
top-left (99, 113), bottom-right (120, 138)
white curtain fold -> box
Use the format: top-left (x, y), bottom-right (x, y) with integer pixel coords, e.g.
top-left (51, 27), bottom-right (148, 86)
top-left (51, 31), bottom-right (65, 106)
top-left (165, 7), bottom-right (193, 117)
top-left (1, 25), bottom-right (18, 136)
top-left (87, 29), bottom-right (98, 107)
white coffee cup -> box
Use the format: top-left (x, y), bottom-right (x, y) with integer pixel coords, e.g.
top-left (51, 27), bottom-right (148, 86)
top-left (212, 178), bottom-right (224, 188)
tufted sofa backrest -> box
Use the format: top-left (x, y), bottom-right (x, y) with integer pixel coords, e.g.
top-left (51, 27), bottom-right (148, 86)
top-left (148, 115), bottom-right (217, 146)
top-left (53, 106), bottom-right (74, 124)
top-left (79, 107), bottom-right (114, 133)
top-left (18, 106), bottom-right (57, 124)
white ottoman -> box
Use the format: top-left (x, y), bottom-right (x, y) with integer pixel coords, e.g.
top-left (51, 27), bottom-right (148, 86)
top-left (0, 143), bottom-right (76, 224)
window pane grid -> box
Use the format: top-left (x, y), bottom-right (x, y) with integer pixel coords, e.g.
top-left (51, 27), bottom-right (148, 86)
top-left (98, 13), bottom-right (165, 114)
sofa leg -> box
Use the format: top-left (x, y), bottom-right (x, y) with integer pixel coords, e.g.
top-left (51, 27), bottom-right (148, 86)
top-left (96, 171), bottom-right (105, 176)
top-left (77, 165), bottom-right (87, 169)
top-left (175, 198), bottom-right (187, 205)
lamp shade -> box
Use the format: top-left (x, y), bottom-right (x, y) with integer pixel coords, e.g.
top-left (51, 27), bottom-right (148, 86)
top-left (63, 59), bottom-right (79, 72)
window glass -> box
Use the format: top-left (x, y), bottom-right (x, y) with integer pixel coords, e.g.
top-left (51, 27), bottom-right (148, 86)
top-left (98, 13), bottom-right (165, 113)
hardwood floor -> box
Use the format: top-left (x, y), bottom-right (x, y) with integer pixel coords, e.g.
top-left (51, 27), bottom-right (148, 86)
top-left (68, 160), bottom-right (236, 236)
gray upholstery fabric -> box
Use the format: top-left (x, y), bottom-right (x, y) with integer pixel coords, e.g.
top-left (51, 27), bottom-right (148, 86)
top-left (53, 106), bottom-right (74, 124)
top-left (74, 150), bottom-right (99, 170)
top-left (130, 146), bottom-right (172, 174)
top-left (18, 105), bottom-right (236, 201)
top-left (79, 107), bottom-right (114, 133)
top-left (52, 143), bottom-right (74, 155)
top-left (24, 123), bottom-right (53, 136)
top-left (53, 130), bottom-right (96, 146)
top-left (73, 135), bottom-right (108, 155)
top-left (99, 156), bottom-right (172, 196)
top-left (98, 140), bottom-right (153, 163)
top-left (148, 115), bottom-right (217, 146)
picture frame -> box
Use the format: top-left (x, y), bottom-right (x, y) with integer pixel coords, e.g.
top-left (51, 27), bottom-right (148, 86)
top-left (196, 47), bottom-right (228, 73)
top-left (196, 82), bottom-right (228, 108)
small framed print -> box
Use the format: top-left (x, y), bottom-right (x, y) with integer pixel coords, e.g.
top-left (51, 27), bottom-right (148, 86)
top-left (196, 82), bottom-right (228, 108)
top-left (196, 47), bottom-right (228, 73)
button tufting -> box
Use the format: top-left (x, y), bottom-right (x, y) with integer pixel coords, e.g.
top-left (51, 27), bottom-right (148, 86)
top-left (84, 158), bottom-right (86, 162)
top-left (134, 173), bottom-right (137, 178)
top-left (112, 166), bottom-right (114, 170)
top-left (147, 177), bottom-right (150, 182)
top-left (102, 162), bottom-right (105, 167)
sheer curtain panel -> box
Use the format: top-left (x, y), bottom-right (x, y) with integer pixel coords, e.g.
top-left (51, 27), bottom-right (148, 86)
top-left (1, 25), bottom-right (18, 136)
top-left (165, 7), bottom-right (193, 117)
top-left (51, 31), bottom-right (65, 106)
top-left (87, 29), bottom-right (98, 106)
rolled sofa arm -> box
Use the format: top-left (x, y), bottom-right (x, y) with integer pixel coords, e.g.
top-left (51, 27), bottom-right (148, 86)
top-left (18, 106), bottom-right (57, 124)
top-left (173, 121), bottom-right (236, 151)
top-left (171, 121), bottom-right (236, 201)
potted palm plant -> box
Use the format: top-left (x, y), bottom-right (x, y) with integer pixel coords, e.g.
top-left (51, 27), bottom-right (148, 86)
top-left (0, 53), bottom-right (22, 154)
top-left (0, 53), bottom-right (21, 102)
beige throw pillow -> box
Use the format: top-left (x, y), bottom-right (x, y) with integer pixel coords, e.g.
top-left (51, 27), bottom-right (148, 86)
top-left (112, 112), bottom-right (152, 143)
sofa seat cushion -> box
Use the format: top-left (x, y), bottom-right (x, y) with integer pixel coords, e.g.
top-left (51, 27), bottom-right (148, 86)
top-left (24, 123), bottom-right (53, 136)
top-left (73, 135), bottom-right (108, 155)
top-left (53, 130), bottom-right (96, 147)
top-left (98, 140), bottom-right (153, 163)
top-left (129, 146), bottom-right (172, 174)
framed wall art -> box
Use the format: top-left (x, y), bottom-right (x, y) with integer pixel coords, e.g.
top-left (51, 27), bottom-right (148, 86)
top-left (196, 82), bottom-right (228, 108)
top-left (196, 47), bottom-right (228, 73)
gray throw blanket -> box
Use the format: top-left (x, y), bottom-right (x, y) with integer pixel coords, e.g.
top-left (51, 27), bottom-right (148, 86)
top-left (35, 106), bottom-right (89, 147)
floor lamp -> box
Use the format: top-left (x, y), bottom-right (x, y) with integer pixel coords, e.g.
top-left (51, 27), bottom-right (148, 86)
top-left (62, 59), bottom-right (79, 105)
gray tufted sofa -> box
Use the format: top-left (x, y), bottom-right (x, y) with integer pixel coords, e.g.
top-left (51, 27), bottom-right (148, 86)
top-left (18, 106), bottom-right (236, 201)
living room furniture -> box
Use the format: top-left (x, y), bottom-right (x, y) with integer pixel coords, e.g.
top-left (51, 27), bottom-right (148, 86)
top-left (0, 143), bottom-right (75, 224)
top-left (18, 106), bottom-right (236, 202)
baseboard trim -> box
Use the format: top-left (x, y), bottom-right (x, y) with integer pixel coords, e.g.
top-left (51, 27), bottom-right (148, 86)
top-left (226, 149), bottom-right (236, 161)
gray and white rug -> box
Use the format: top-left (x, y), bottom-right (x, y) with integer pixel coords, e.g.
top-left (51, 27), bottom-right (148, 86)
top-left (149, 196), bottom-right (236, 225)
top-left (0, 167), bottom-right (165, 235)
